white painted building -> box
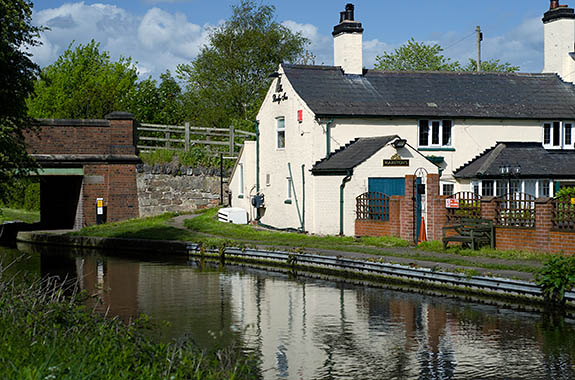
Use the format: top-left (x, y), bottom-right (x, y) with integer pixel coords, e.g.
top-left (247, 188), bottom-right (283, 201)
top-left (230, 2), bottom-right (575, 236)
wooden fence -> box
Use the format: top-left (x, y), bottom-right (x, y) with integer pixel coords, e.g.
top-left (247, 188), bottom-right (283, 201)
top-left (553, 198), bottom-right (575, 231)
top-left (356, 192), bottom-right (390, 221)
top-left (446, 192), bottom-right (482, 221)
top-left (496, 193), bottom-right (536, 228)
top-left (136, 123), bottom-right (256, 156)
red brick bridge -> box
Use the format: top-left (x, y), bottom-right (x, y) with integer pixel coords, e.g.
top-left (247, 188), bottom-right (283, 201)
top-left (25, 112), bottom-right (140, 229)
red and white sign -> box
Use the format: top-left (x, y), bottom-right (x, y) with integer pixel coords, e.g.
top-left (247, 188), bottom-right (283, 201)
top-left (297, 109), bottom-right (303, 123)
top-left (445, 198), bottom-right (460, 209)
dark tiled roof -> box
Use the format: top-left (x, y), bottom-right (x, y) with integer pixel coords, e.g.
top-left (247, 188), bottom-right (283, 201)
top-left (311, 135), bottom-right (398, 175)
top-left (454, 142), bottom-right (575, 179)
top-left (282, 65), bottom-right (575, 119)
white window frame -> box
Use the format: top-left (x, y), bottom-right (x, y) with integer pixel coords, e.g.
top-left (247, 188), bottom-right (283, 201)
top-left (276, 117), bottom-right (286, 149)
top-left (418, 120), bottom-right (453, 148)
top-left (440, 182), bottom-right (455, 196)
top-left (542, 121), bottom-right (575, 150)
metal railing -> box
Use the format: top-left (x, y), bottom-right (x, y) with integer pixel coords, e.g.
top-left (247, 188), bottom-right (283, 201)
top-left (136, 122), bottom-right (256, 156)
top-left (356, 192), bottom-right (390, 221)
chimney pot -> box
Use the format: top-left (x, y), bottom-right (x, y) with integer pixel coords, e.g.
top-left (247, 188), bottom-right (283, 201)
top-left (345, 3), bottom-right (355, 21)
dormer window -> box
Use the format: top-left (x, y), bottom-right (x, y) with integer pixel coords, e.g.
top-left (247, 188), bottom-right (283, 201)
top-left (543, 121), bottom-right (574, 150)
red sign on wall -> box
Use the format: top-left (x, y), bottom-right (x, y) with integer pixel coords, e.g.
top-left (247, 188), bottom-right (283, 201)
top-left (297, 109), bottom-right (303, 123)
top-left (445, 199), bottom-right (460, 209)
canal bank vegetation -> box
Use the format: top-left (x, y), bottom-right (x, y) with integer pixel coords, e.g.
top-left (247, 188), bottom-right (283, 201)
top-left (66, 210), bottom-right (548, 277)
top-left (0, 263), bottom-right (259, 379)
top-left (0, 208), bottom-right (40, 224)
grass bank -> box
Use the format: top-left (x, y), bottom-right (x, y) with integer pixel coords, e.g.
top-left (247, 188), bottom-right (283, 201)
top-left (69, 210), bottom-right (547, 275)
top-left (0, 263), bottom-right (258, 379)
top-left (0, 208), bottom-right (40, 224)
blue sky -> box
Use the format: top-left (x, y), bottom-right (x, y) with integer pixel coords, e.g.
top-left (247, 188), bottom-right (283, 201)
top-left (31, 0), bottom-right (552, 78)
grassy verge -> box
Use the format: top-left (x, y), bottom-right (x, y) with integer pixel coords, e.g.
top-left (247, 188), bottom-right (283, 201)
top-left (417, 241), bottom-right (551, 263)
top-left (71, 209), bottom-right (546, 274)
top-left (0, 208), bottom-right (40, 224)
top-left (0, 264), bottom-right (258, 379)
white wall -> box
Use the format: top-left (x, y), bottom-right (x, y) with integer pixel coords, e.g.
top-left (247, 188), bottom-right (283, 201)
top-left (543, 16), bottom-right (575, 82)
top-left (241, 63), bottom-right (551, 235)
top-left (311, 143), bottom-right (438, 236)
top-left (229, 141), bottom-right (256, 220)
top-left (327, 118), bottom-right (544, 193)
top-left (334, 32), bottom-right (363, 75)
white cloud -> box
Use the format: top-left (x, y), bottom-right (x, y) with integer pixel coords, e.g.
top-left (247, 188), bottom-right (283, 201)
top-left (434, 17), bottom-right (544, 72)
top-left (30, 2), bottom-right (211, 78)
top-left (30, 3), bottom-right (545, 79)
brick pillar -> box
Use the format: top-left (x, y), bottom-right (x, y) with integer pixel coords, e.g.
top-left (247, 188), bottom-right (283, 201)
top-left (426, 173), bottom-right (443, 241)
top-left (400, 175), bottom-right (416, 242)
top-left (105, 112), bottom-right (136, 155)
top-left (535, 197), bottom-right (553, 253)
top-left (481, 196), bottom-right (498, 222)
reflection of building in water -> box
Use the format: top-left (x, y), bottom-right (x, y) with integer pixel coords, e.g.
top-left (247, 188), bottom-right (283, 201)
top-left (79, 256), bottom-right (140, 322)
top-left (76, 257), bottom-right (236, 346)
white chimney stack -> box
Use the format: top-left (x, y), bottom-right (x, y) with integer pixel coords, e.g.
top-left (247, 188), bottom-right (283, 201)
top-left (543, 1), bottom-right (575, 82)
top-left (333, 3), bottom-right (364, 75)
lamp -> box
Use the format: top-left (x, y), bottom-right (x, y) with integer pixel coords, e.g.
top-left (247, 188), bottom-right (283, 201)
top-left (393, 138), bottom-right (407, 148)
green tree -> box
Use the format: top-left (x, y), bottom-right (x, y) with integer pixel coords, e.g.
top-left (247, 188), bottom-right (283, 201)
top-left (375, 38), bottom-right (520, 73)
top-left (127, 71), bottom-right (186, 125)
top-left (462, 58), bottom-right (520, 73)
top-left (177, 0), bottom-right (309, 130)
top-left (0, 0), bottom-right (42, 204)
top-left (375, 38), bottom-right (461, 71)
top-left (27, 40), bottom-right (138, 119)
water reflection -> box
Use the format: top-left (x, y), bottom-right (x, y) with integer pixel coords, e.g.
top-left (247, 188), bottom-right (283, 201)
top-left (5, 244), bottom-right (575, 379)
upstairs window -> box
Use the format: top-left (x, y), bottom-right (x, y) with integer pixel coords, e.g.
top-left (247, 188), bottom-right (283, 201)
top-left (419, 120), bottom-right (452, 148)
top-left (543, 121), bottom-right (574, 150)
top-left (276, 117), bottom-right (285, 149)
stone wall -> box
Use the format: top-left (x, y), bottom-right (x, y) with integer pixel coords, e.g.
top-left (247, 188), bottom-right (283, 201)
top-left (136, 163), bottom-right (230, 217)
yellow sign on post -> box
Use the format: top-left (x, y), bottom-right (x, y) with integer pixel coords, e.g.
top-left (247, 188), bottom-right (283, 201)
top-left (97, 199), bottom-right (103, 208)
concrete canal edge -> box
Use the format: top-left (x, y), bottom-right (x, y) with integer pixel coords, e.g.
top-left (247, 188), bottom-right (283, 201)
top-left (16, 230), bottom-right (575, 307)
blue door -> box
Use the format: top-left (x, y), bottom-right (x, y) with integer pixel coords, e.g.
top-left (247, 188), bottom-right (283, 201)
top-left (368, 178), bottom-right (406, 196)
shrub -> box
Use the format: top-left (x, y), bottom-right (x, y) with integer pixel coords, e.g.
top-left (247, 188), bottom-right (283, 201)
top-left (536, 255), bottom-right (575, 306)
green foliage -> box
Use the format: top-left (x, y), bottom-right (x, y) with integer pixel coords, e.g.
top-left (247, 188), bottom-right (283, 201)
top-left (27, 40), bottom-right (138, 119)
top-left (374, 38), bottom-right (519, 73)
top-left (140, 147), bottom-right (234, 169)
top-left (375, 38), bottom-right (461, 71)
top-left (556, 187), bottom-right (575, 200)
top-left (177, 0), bottom-right (309, 130)
top-left (536, 255), bottom-right (575, 306)
top-left (126, 71), bottom-right (187, 125)
top-left (462, 58), bottom-right (520, 73)
top-left (0, 0), bottom-right (42, 204)
top-left (0, 177), bottom-right (40, 211)
top-left (0, 269), bottom-right (258, 379)
top-left (0, 208), bottom-right (40, 223)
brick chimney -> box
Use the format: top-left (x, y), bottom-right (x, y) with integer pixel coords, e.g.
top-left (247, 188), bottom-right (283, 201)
top-left (543, 0), bottom-right (575, 82)
top-left (333, 3), bottom-right (364, 75)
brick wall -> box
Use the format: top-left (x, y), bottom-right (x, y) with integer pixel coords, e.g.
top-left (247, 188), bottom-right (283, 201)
top-left (25, 112), bottom-right (140, 228)
top-left (354, 174), bottom-right (575, 254)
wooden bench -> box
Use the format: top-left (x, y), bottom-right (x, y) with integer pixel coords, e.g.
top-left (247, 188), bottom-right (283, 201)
top-left (442, 218), bottom-right (495, 250)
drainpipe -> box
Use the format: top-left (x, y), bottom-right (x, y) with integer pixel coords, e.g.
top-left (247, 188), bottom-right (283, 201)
top-left (339, 170), bottom-right (353, 236)
top-left (301, 164), bottom-right (306, 232)
top-left (326, 118), bottom-right (334, 159)
top-left (255, 120), bottom-right (260, 193)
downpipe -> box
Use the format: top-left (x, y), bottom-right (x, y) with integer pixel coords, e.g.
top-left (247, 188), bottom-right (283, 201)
top-left (339, 170), bottom-right (353, 236)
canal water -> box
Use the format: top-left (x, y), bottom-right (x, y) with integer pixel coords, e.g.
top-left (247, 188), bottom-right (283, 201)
top-left (2, 243), bottom-right (575, 380)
